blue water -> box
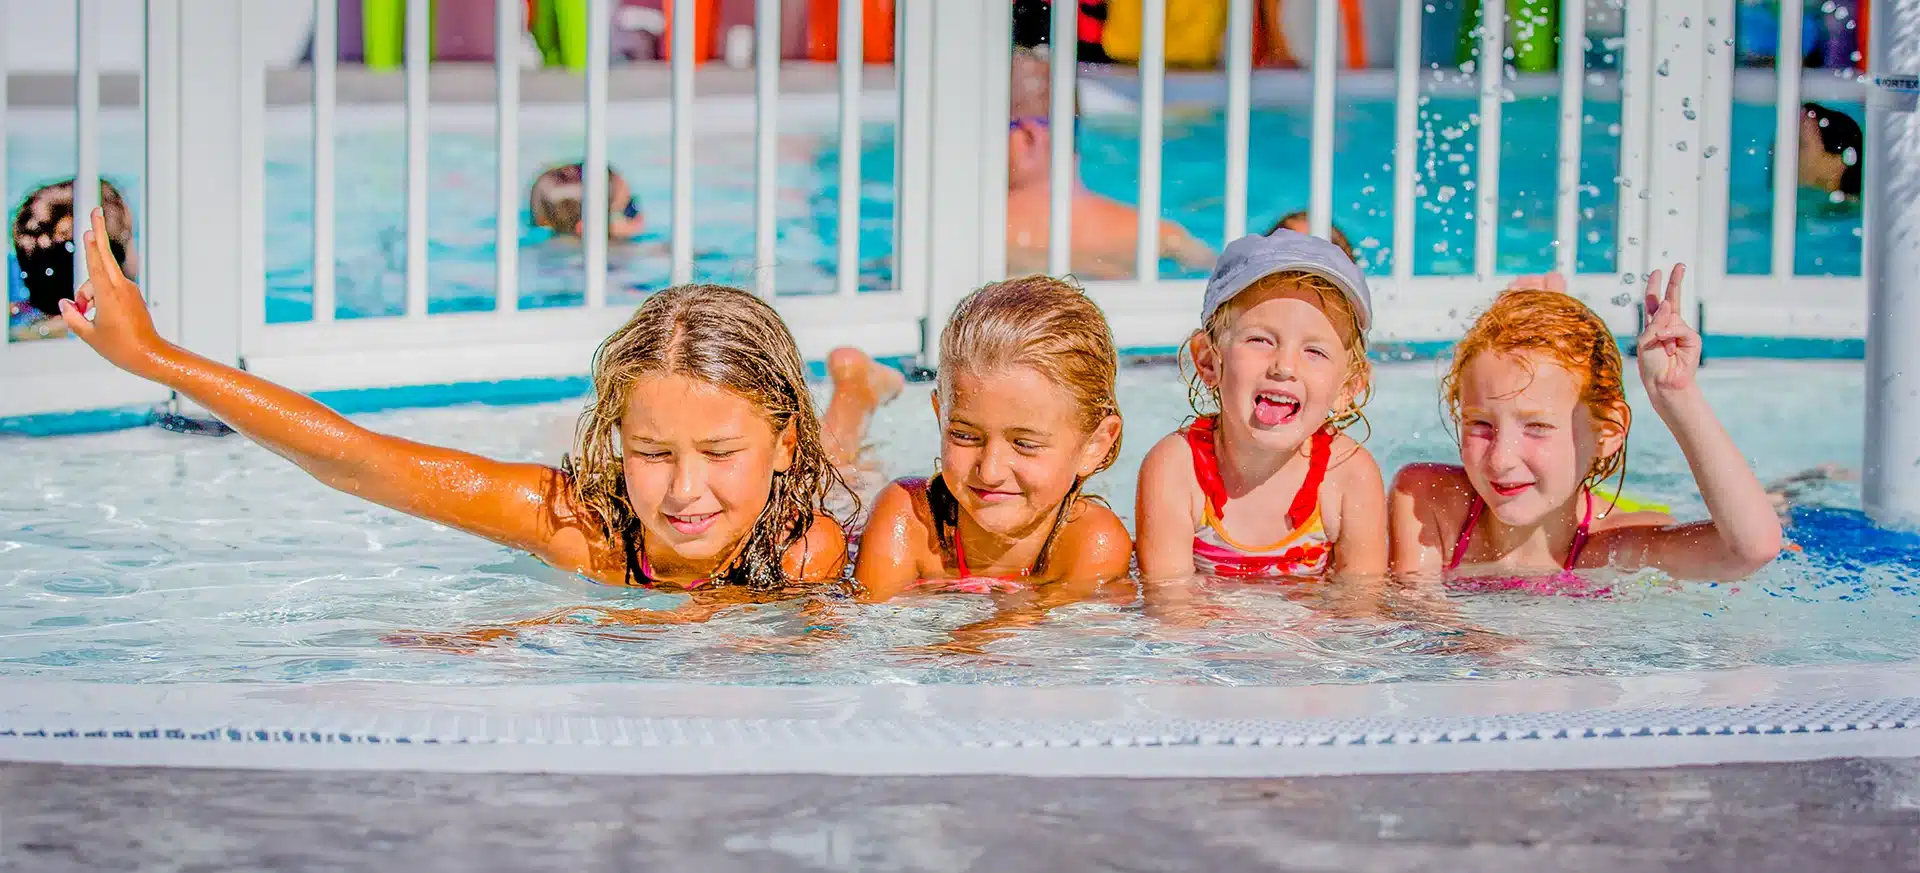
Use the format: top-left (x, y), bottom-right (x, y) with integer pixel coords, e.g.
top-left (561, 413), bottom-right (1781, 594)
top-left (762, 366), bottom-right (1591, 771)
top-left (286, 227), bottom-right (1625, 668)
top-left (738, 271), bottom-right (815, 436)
top-left (8, 96), bottom-right (1864, 328)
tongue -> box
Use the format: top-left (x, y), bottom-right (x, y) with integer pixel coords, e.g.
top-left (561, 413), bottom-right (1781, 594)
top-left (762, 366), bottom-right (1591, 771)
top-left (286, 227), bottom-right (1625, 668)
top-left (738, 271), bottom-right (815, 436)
top-left (1253, 398), bottom-right (1296, 427)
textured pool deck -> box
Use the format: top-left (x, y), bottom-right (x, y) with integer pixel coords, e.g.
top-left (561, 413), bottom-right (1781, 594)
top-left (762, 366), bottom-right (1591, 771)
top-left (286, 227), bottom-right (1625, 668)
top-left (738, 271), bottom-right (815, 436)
top-left (4, 757), bottom-right (1918, 872)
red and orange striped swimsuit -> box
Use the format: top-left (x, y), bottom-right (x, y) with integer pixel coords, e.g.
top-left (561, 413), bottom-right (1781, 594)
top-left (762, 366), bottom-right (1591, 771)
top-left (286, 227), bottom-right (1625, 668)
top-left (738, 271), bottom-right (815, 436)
top-left (1184, 416), bottom-right (1335, 579)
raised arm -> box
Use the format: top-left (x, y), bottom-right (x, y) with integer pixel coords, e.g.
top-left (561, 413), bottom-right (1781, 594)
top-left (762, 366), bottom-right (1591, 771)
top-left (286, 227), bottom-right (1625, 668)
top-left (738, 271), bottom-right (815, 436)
top-left (59, 210), bottom-right (617, 581)
top-left (1623, 264), bottom-right (1783, 579)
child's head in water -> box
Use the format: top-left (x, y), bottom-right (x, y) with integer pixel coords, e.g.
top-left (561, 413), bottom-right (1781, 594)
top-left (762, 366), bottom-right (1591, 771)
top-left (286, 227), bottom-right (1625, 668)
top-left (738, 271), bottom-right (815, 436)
top-left (12, 178), bottom-right (135, 319)
top-left (1442, 290), bottom-right (1629, 527)
top-left (1187, 232), bottom-right (1372, 450)
top-left (1267, 211), bottom-right (1355, 262)
top-left (928, 276), bottom-right (1123, 572)
top-left (529, 163), bottom-right (646, 239)
top-left (566, 285), bottom-right (846, 589)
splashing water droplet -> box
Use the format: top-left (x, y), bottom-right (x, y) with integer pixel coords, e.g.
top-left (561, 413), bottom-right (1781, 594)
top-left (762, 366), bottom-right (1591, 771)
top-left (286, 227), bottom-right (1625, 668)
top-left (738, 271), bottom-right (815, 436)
top-left (1684, 109), bottom-right (1698, 120)
top-left (1657, 59), bottom-right (1671, 76)
top-left (1611, 293), bottom-right (1633, 306)
top-left (1676, 141), bottom-right (1689, 152)
top-left (1704, 145), bottom-right (1720, 158)
top-left (1621, 273), bottom-right (1637, 285)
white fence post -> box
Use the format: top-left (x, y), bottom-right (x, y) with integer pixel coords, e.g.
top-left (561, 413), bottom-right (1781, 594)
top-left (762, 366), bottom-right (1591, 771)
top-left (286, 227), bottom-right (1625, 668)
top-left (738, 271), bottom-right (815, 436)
top-left (915, 0), bottom-right (1007, 364)
top-left (1641, 0), bottom-right (1712, 326)
top-left (173, 0), bottom-right (246, 369)
top-left (1862, 4), bottom-right (1920, 528)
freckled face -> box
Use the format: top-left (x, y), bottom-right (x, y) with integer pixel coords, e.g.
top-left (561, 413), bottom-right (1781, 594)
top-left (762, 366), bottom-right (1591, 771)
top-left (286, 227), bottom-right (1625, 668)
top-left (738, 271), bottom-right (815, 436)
top-left (1457, 351), bottom-right (1614, 526)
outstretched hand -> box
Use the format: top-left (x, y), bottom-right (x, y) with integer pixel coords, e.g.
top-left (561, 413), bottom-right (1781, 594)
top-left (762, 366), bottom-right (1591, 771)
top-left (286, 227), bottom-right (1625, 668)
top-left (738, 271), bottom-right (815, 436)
top-left (57, 208), bottom-right (166, 377)
top-left (1636, 264), bottom-right (1700, 395)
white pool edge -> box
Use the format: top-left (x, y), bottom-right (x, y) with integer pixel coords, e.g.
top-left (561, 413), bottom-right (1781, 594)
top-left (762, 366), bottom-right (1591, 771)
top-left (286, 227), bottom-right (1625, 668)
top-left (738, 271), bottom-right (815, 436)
top-left (4, 661), bottom-right (1917, 778)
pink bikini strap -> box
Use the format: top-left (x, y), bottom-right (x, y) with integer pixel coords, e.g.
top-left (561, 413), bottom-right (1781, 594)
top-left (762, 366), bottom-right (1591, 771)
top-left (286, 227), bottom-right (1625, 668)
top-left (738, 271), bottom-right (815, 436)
top-left (1446, 489), bottom-right (1594, 574)
top-left (1446, 497), bottom-right (1486, 573)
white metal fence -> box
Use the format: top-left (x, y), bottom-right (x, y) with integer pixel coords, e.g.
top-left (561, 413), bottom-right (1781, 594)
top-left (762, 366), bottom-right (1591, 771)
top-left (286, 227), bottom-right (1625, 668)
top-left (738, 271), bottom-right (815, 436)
top-left (0, 0), bottom-right (1874, 425)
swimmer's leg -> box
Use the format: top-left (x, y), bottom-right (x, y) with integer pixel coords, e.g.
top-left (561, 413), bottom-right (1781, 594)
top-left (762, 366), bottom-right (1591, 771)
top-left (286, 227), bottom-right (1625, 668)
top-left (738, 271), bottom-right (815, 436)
top-left (823, 346), bottom-right (905, 468)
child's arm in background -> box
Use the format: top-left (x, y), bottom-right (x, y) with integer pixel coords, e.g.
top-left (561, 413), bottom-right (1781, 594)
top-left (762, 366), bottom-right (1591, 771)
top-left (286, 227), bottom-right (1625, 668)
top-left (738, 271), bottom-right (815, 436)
top-left (1617, 264), bottom-right (1783, 579)
top-left (1159, 220), bottom-right (1217, 272)
top-left (57, 210), bottom-right (617, 581)
top-left (1329, 443), bottom-right (1389, 576)
top-left (852, 482), bottom-right (930, 601)
top-left (1134, 433), bottom-right (1201, 581)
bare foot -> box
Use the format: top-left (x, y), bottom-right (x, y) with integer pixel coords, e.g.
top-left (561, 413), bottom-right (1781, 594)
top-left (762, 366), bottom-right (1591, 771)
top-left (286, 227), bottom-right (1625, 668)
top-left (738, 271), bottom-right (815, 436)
top-left (823, 347), bottom-right (904, 466)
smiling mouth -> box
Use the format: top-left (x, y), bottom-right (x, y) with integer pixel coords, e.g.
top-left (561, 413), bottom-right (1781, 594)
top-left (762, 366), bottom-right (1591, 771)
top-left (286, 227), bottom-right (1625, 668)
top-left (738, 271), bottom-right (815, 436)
top-left (1490, 481), bottom-right (1533, 498)
top-left (1252, 390), bottom-right (1302, 427)
top-left (665, 512), bottom-right (721, 535)
top-left (968, 486), bottom-right (1021, 504)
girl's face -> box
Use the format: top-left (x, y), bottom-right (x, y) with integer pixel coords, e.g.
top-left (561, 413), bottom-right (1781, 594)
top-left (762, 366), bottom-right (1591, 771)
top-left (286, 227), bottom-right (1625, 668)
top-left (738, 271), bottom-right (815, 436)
top-left (619, 374), bottom-right (795, 565)
top-left (934, 365), bottom-right (1119, 540)
top-left (1456, 350), bottom-right (1623, 526)
top-left (1194, 284), bottom-right (1357, 452)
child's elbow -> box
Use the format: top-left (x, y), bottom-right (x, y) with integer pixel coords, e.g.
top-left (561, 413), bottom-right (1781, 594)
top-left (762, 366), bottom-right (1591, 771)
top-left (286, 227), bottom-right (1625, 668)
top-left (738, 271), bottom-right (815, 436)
top-left (1723, 528), bottom-right (1784, 578)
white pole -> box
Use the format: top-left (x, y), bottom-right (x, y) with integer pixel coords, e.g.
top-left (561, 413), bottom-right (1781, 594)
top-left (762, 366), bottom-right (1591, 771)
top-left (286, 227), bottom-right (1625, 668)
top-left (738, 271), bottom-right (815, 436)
top-left (670, 0), bottom-right (695, 287)
top-left (496, 0), bottom-right (521, 313)
top-left (835, 0), bottom-right (862, 297)
top-left (1861, 5), bottom-right (1920, 528)
top-left (1389, 0), bottom-right (1421, 280)
top-left (1046, 0), bottom-right (1079, 276)
top-left (75, 0), bottom-right (100, 291)
top-left (1223, 0), bottom-right (1252, 242)
top-left (1307, 0), bottom-right (1335, 240)
top-left (753, 0), bottom-right (780, 298)
top-left (1552, 0), bottom-right (1585, 278)
top-left (404, 0), bottom-right (430, 318)
top-left (1135, 0), bottom-right (1166, 283)
top-left (585, 0), bottom-right (611, 303)
top-left (1472, 0), bottom-right (1505, 280)
top-left (1771, 0), bottom-right (1805, 278)
top-left (314, 0), bottom-right (337, 322)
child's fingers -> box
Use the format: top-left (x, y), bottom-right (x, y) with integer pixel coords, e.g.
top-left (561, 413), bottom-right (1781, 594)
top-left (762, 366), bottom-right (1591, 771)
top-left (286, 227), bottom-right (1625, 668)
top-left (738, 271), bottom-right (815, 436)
top-left (56, 298), bottom-right (95, 338)
top-left (83, 212), bottom-right (117, 286)
top-left (1664, 263), bottom-right (1687, 309)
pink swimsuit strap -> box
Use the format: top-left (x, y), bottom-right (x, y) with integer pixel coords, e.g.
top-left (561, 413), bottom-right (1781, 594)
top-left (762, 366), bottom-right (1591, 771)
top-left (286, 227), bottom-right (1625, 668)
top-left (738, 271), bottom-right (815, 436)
top-left (1447, 488), bottom-right (1594, 574)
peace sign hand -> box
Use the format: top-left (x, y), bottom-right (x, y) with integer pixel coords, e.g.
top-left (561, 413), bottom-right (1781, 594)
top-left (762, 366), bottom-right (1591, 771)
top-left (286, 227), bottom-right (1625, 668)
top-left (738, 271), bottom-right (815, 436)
top-left (1636, 264), bottom-right (1700, 396)
top-left (57, 208), bottom-right (167, 378)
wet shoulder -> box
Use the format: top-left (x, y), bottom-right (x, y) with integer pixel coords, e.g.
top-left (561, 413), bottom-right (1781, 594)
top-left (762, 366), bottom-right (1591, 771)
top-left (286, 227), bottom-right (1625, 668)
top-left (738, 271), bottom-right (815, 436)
top-left (781, 512), bottom-right (851, 583)
top-left (1053, 498), bottom-right (1135, 580)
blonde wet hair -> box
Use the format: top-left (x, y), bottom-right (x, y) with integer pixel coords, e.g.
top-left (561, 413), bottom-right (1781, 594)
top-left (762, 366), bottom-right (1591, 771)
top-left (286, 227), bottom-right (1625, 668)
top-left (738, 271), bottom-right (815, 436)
top-left (927, 275), bottom-right (1121, 574)
top-left (564, 284), bottom-right (848, 589)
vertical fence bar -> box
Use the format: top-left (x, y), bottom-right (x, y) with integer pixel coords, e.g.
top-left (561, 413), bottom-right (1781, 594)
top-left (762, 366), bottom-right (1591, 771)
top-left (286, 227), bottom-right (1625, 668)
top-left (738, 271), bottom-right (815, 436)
top-left (1616, 0), bottom-right (1653, 282)
top-left (75, 0), bottom-right (101, 290)
top-left (585, 0), bottom-right (610, 303)
top-left (1770, 0), bottom-right (1804, 277)
top-left (495, 0), bottom-right (520, 313)
top-left (1697, 0), bottom-right (1735, 296)
top-left (143, 0), bottom-right (182, 340)
top-left (1046, 0), bottom-right (1078, 275)
top-left (669, 0), bottom-right (694, 286)
top-left (404, 0), bottom-right (429, 317)
top-left (753, 0), bottom-right (779, 298)
top-left (1223, 0), bottom-right (1253, 242)
top-left (313, 0), bottom-right (337, 322)
top-left (0, 1), bottom-right (7, 307)
top-left (1389, 0), bottom-right (1421, 280)
top-left (893, 0), bottom-right (932, 310)
top-left (1135, 0), bottom-right (1166, 282)
top-left (1553, 0), bottom-right (1585, 278)
top-left (1307, 0), bottom-right (1336, 239)
top-left (1861, 0), bottom-right (1920, 526)
top-left (835, 0), bottom-right (863, 296)
top-left (1472, 0), bottom-right (1505, 279)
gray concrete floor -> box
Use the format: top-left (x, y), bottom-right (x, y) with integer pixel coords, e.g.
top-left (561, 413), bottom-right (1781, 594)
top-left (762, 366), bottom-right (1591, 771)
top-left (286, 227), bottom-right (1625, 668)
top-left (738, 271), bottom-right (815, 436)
top-left (3, 757), bottom-right (1918, 872)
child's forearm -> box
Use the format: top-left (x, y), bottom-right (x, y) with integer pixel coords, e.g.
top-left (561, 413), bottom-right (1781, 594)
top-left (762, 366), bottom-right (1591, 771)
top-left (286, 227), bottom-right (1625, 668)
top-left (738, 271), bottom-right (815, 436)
top-left (143, 342), bottom-right (407, 489)
top-left (1653, 387), bottom-right (1783, 569)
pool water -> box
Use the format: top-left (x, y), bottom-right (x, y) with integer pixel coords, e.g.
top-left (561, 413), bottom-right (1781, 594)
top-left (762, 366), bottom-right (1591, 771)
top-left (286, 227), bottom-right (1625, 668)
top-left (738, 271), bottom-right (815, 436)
top-left (7, 94), bottom-right (1863, 329)
top-left (2, 359), bottom-right (1912, 686)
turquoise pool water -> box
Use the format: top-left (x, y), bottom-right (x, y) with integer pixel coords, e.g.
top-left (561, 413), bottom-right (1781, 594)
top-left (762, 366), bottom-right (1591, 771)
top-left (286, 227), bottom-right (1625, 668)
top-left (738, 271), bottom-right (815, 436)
top-left (7, 95), bottom-right (1863, 328)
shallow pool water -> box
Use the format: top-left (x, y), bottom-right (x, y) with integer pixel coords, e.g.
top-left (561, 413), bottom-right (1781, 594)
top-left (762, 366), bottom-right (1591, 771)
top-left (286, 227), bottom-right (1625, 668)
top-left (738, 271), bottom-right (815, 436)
top-left (1, 359), bottom-right (1912, 686)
